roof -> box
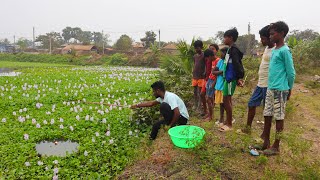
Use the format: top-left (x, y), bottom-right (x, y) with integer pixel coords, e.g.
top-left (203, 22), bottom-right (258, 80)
top-left (163, 44), bottom-right (177, 50)
top-left (62, 45), bottom-right (97, 51)
top-left (132, 42), bottom-right (144, 48)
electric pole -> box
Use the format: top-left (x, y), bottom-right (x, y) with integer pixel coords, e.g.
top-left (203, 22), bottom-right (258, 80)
top-left (49, 36), bottom-right (52, 54)
top-left (33, 27), bottom-right (35, 49)
top-left (102, 30), bottom-right (104, 55)
top-left (158, 29), bottom-right (161, 48)
top-left (248, 22), bottom-right (251, 35)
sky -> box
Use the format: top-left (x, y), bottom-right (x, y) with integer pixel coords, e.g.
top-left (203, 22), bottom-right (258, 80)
top-left (0, 0), bottom-right (319, 45)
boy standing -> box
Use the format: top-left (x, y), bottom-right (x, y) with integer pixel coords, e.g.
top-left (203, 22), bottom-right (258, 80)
top-left (242, 25), bottom-right (275, 135)
top-left (192, 40), bottom-right (206, 115)
top-left (219, 28), bottom-right (245, 132)
top-left (212, 47), bottom-right (228, 126)
top-left (262, 21), bottom-right (295, 155)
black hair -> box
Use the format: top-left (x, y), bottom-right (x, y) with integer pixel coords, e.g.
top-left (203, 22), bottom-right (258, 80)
top-left (259, 25), bottom-right (270, 38)
top-left (151, 81), bottom-right (165, 92)
top-left (220, 47), bottom-right (228, 54)
top-left (209, 44), bottom-right (219, 51)
top-left (269, 21), bottom-right (289, 37)
top-left (204, 49), bottom-right (214, 58)
top-left (194, 40), bottom-right (203, 48)
top-left (224, 28), bottom-right (239, 42)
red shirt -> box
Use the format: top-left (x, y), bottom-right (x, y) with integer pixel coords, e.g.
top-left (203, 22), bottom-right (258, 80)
top-left (209, 57), bottom-right (220, 80)
top-left (204, 58), bottom-right (213, 81)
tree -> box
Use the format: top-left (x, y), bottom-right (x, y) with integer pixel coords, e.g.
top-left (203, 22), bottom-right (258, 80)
top-left (236, 34), bottom-right (258, 55)
top-left (79, 31), bottom-right (92, 44)
top-left (62, 27), bottom-right (73, 43)
top-left (0, 38), bottom-right (10, 45)
top-left (215, 31), bottom-right (225, 44)
top-left (140, 31), bottom-right (157, 48)
top-left (35, 32), bottom-right (63, 49)
top-left (17, 38), bottom-right (32, 50)
top-left (286, 29), bottom-right (320, 42)
top-left (114, 34), bottom-right (133, 51)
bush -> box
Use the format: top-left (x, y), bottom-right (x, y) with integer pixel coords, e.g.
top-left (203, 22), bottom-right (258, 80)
top-left (103, 53), bottom-right (128, 65)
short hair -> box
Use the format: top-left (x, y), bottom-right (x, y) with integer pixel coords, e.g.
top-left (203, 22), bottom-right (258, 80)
top-left (204, 49), bottom-right (214, 58)
top-left (224, 28), bottom-right (239, 42)
top-left (151, 81), bottom-right (165, 92)
top-left (269, 21), bottom-right (289, 37)
top-left (259, 25), bottom-right (270, 38)
top-left (194, 40), bottom-right (203, 48)
top-left (209, 44), bottom-right (219, 51)
top-left (220, 47), bottom-right (228, 54)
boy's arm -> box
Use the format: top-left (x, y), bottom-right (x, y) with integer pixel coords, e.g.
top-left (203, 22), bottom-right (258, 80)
top-left (169, 107), bottom-right (181, 127)
top-left (284, 49), bottom-right (296, 100)
top-left (231, 48), bottom-right (244, 79)
top-left (212, 67), bottom-right (223, 75)
top-left (131, 100), bottom-right (159, 109)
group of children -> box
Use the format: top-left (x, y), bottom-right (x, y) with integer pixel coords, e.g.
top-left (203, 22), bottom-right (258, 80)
top-left (192, 21), bottom-right (296, 155)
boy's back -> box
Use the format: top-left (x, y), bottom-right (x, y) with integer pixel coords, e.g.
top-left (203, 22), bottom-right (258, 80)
top-left (268, 45), bottom-right (295, 90)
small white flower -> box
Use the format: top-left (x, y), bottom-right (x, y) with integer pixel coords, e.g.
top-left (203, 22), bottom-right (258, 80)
top-left (43, 120), bottom-right (48, 124)
top-left (84, 150), bottom-right (88, 156)
top-left (24, 134), bottom-right (29, 140)
top-left (2, 118), bottom-right (6, 123)
top-left (13, 111), bottom-right (16, 116)
top-left (69, 126), bottom-right (74, 131)
top-left (85, 115), bottom-right (89, 121)
top-left (9, 96), bottom-right (12, 100)
top-left (32, 118), bottom-right (36, 124)
top-left (70, 107), bottom-right (73, 112)
top-left (36, 123), bottom-right (41, 128)
top-left (52, 175), bottom-right (58, 180)
top-left (37, 161), bottom-right (43, 166)
top-left (26, 115), bottom-right (30, 119)
top-left (105, 131), bottom-right (110, 136)
top-left (109, 139), bottom-right (114, 144)
top-left (53, 160), bottom-right (58, 164)
top-left (23, 108), bottom-right (27, 112)
top-left (102, 118), bottom-right (106, 123)
top-left (59, 118), bottom-right (64, 122)
top-left (76, 115), bottom-right (80, 121)
top-left (19, 109), bottom-right (23, 113)
top-left (92, 138), bottom-right (95, 142)
top-left (90, 117), bottom-right (94, 121)
top-left (59, 124), bottom-right (64, 129)
top-left (95, 132), bottom-right (100, 137)
top-left (45, 166), bottom-right (49, 171)
top-left (50, 119), bottom-right (55, 125)
top-left (25, 161), bottom-right (31, 167)
top-left (129, 131), bottom-right (133, 136)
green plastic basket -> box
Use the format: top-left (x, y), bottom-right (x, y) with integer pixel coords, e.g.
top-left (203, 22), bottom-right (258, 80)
top-left (168, 125), bottom-right (206, 148)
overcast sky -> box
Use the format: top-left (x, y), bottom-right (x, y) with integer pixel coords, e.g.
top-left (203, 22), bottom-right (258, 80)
top-left (1, 0), bottom-right (319, 44)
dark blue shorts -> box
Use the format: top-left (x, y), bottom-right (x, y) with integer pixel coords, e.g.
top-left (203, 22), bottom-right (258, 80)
top-left (248, 86), bottom-right (267, 107)
top-left (206, 79), bottom-right (215, 97)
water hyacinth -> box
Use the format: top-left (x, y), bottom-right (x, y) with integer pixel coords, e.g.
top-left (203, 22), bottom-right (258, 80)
top-left (76, 115), bottom-right (80, 121)
top-left (53, 160), bottom-right (58, 165)
top-left (109, 139), bottom-right (114, 144)
top-left (84, 151), bottom-right (88, 156)
top-left (50, 119), bottom-right (55, 125)
top-left (105, 131), bottom-right (110, 136)
top-left (59, 118), bottom-right (64, 122)
top-left (52, 175), bottom-right (58, 180)
top-left (37, 161), bottom-right (43, 166)
top-left (36, 123), bottom-right (41, 128)
top-left (2, 118), bottom-right (6, 123)
top-left (24, 134), bottom-right (29, 140)
top-left (69, 126), bottom-right (74, 131)
top-left (43, 120), bottom-right (48, 124)
top-left (59, 124), bottom-right (64, 129)
top-left (95, 132), bottom-right (100, 137)
top-left (25, 162), bottom-right (31, 167)
top-left (32, 118), bottom-right (36, 124)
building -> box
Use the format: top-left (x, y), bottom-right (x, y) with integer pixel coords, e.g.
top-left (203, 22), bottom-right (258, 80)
top-left (61, 45), bottom-right (98, 55)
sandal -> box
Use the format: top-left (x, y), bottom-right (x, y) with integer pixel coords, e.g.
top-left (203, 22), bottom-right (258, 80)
top-left (219, 125), bottom-right (232, 132)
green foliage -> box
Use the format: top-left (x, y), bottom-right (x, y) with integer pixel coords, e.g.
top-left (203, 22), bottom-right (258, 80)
top-left (140, 31), bottom-right (157, 48)
top-left (35, 32), bottom-right (64, 49)
top-left (256, 155), bottom-right (268, 165)
top-left (0, 66), bottom-right (158, 178)
top-left (114, 35), bottom-right (133, 51)
top-left (287, 36), bottom-right (301, 49)
top-left (236, 34), bottom-right (258, 55)
top-left (103, 53), bottom-right (128, 65)
top-left (286, 29), bottom-right (320, 42)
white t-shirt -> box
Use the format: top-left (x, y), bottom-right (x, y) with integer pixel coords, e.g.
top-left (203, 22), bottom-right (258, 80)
top-left (257, 46), bottom-right (274, 87)
top-left (156, 91), bottom-right (189, 120)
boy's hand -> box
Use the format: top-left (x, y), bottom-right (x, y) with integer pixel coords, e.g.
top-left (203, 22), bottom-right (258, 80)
top-left (287, 90), bottom-right (292, 101)
top-left (237, 79), bottom-right (244, 87)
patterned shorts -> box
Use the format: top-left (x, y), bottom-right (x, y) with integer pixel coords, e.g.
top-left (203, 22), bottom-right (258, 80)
top-left (263, 89), bottom-right (289, 120)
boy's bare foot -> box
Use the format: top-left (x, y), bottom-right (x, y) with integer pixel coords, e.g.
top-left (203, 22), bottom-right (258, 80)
top-left (263, 148), bottom-right (279, 156)
top-left (203, 117), bottom-right (212, 122)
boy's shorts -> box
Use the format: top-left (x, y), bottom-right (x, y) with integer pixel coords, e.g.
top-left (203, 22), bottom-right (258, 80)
top-left (248, 86), bottom-right (268, 107)
top-left (263, 89), bottom-right (289, 120)
top-left (215, 90), bottom-right (223, 104)
top-left (192, 79), bottom-right (204, 87)
top-left (205, 79), bottom-right (215, 97)
top-left (223, 80), bottom-right (237, 96)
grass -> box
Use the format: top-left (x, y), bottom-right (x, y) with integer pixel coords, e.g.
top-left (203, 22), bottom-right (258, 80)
top-left (0, 61), bottom-right (74, 68)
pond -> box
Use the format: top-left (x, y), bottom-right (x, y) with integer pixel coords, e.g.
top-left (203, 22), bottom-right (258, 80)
top-left (35, 140), bottom-right (79, 157)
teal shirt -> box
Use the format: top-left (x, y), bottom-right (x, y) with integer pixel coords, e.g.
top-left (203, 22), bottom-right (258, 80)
top-left (268, 45), bottom-right (296, 90)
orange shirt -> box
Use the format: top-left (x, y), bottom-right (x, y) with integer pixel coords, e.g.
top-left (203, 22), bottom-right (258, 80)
top-left (209, 57), bottom-right (220, 80)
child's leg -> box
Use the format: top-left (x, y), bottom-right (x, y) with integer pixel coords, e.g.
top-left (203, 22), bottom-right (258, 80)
top-left (272, 120), bottom-right (284, 151)
top-left (262, 116), bottom-right (272, 149)
top-left (219, 103), bottom-right (224, 123)
top-left (193, 86), bottom-right (198, 109)
top-left (200, 89), bottom-right (207, 114)
top-left (223, 95), bottom-right (232, 127)
top-left (247, 106), bottom-right (256, 127)
top-left (205, 96), bottom-right (213, 120)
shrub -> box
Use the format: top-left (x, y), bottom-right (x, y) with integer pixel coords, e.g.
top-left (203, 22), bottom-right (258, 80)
top-left (104, 53), bottom-right (128, 65)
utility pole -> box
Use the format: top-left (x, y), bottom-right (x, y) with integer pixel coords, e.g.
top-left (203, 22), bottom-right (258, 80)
top-left (158, 29), bottom-right (161, 48)
top-left (49, 36), bottom-right (52, 54)
top-left (13, 35), bottom-right (16, 53)
top-left (102, 30), bottom-right (104, 55)
top-left (33, 27), bottom-right (35, 49)
top-left (248, 22), bottom-right (251, 35)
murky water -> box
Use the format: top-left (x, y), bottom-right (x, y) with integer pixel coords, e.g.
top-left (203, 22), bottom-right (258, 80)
top-left (36, 140), bottom-right (79, 157)
top-left (0, 68), bottom-right (21, 76)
